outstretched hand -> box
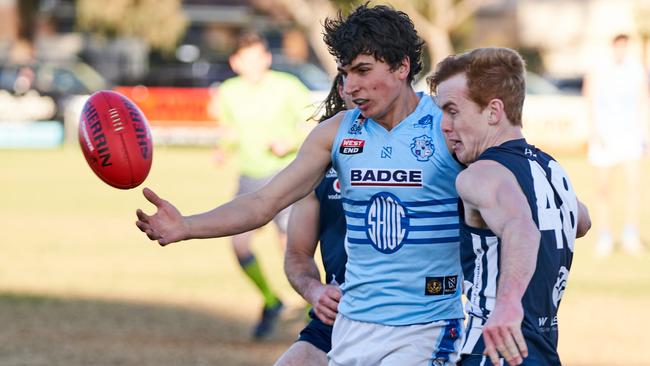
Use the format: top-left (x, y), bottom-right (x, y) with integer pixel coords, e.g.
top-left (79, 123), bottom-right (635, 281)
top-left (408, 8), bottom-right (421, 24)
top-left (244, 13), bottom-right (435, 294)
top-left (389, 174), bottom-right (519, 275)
top-left (482, 301), bottom-right (527, 366)
top-left (135, 188), bottom-right (189, 246)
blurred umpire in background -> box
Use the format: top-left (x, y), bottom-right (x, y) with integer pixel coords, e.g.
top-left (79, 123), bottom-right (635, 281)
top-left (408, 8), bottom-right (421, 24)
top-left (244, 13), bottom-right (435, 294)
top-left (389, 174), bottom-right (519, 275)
top-left (208, 31), bottom-right (312, 339)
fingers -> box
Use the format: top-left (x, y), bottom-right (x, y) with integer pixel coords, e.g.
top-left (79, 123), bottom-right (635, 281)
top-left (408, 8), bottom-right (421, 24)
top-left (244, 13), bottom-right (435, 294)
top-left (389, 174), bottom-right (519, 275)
top-left (142, 187), bottom-right (164, 207)
top-left (482, 329), bottom-right (500, 365)
top-left (483, 327), bottom-right (526, 366)
top-left (136, 209), bottom-right (150, 222)
top-left (512, 328), bottom-right (528, 359)
top-left (315, 286), bottom-right (341, 325)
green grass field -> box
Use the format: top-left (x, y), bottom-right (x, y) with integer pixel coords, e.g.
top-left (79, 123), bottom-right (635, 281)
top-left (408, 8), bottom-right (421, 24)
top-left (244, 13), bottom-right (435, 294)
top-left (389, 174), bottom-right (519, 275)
top-left (1, 145), bottom-right (649, 365)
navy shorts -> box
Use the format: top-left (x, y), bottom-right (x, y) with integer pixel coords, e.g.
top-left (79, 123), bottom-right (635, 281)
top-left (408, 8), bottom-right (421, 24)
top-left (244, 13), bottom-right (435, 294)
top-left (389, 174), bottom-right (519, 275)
top-left (297, 313), bottom-right (333, 353)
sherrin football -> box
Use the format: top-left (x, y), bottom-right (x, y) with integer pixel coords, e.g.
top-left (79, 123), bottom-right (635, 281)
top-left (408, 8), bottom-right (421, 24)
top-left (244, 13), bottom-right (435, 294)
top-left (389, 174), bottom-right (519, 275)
top-left (78, 90), bottom-right (153, 189)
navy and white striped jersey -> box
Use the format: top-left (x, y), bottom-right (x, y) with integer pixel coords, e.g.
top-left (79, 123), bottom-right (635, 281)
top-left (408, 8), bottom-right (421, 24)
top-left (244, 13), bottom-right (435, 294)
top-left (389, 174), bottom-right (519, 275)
top-left (460, 139), bottom-right (578, 364)
top-left (314, 168), bottom-right (347, 286)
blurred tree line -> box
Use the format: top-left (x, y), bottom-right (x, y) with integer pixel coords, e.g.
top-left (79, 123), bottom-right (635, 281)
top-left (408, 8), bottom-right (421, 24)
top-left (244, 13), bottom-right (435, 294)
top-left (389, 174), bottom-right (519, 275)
top-left (14, 0), bottom-right (502, 77)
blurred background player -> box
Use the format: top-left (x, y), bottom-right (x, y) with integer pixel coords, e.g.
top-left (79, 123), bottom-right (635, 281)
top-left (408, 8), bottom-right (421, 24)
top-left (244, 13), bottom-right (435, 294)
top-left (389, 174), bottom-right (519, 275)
top-left (210, 31), bottom-right (312, 339)
top-left (583, 33), bottom-right (649, 257)
top-left (431, 47), bottom-right (591, 366)
top-left (274, 74), bottom-right (351, 366)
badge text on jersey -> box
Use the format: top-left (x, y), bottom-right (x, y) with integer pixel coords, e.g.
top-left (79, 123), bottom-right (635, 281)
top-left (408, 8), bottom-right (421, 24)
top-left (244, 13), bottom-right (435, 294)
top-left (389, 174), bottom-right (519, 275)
top-left (350, 169), bottom-right (422, 187)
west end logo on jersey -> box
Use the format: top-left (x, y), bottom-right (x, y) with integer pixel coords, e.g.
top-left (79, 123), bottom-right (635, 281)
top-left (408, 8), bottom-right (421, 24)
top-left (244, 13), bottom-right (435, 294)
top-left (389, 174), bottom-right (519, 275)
top-left (347, 116), bottom-right (365, 135)
top-left (410, 135), bottom-right (435, 161)
top-left (350, 169), bottom-right (423, 187)
top-left (413, 114), bottom-right (433, 128)
top-left (365, 192), bottom-right (409, 254)
top-left (340, 138), bottom-right (365, 155)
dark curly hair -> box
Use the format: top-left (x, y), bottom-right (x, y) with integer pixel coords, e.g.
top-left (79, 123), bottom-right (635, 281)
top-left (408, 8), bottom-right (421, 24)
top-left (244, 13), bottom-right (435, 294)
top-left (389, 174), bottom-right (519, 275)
top-left (323, 3), bottom-right (424, 83)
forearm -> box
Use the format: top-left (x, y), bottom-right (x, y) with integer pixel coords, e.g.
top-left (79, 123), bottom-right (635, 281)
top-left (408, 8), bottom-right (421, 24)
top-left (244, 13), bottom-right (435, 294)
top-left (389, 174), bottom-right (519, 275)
top-left (496, 220), bottom-right (540, 304)
top-left (284, 251), bottom-right (323, 305)
top-left (186, 191), bottom-right (277, 239)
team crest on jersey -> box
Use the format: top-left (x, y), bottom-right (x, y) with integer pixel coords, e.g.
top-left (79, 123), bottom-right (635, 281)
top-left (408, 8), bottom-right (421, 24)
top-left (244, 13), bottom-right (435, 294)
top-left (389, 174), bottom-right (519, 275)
top-left (347, 116), bottom-right (365, 135)
top-left (364, 192), bottom-right (409, 254)
top-left (552, 266), bottom-right (569, 308)
top-left (413, 114), bottom-right (433, 128)
top-left (410, 135), bottom-right (435, 161)
top-left (425, 275), bottom-right (458, 296)
top-left (340, 138), bottom-right (365, 155)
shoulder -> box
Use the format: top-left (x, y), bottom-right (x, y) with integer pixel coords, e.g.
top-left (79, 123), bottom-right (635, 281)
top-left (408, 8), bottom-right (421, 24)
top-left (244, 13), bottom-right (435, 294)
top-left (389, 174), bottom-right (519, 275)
top-left (303, 110), bottom-right (346, 150)
top-left (220, 76), bottom-right (241, 90)
top-left (457, 160), bottom-right (518, 204)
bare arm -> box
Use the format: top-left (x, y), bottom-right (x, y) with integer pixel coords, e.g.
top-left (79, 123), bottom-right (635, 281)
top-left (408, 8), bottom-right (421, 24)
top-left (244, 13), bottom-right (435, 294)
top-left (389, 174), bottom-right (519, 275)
top-left (284, 191), bottom-right (341, 325)
top-left (136, 114), bottom-right (342, 246)
top-left (576, 199), bottom-right (591, 238)
top-left (457, 161), bottom-right (540, 366)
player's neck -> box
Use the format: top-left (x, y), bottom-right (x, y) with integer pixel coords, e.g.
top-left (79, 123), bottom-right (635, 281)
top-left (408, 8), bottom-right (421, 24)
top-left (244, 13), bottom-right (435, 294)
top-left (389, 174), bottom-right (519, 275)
top-left (374, 88), bottom-right (419, 130)
top-left (490, 125), bottom-right (524, 148)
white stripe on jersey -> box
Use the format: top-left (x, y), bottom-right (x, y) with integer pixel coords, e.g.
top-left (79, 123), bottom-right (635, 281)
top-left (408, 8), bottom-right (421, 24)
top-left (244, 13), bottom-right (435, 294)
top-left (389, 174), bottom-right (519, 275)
top-left (469, 233), bottom-right (499, 315)
top-left (461, 316), bottom-right (483, 355)
top-left (469, 233), bottom-right (484, 313)
top-left (484, 235), bottom-right (499, 312)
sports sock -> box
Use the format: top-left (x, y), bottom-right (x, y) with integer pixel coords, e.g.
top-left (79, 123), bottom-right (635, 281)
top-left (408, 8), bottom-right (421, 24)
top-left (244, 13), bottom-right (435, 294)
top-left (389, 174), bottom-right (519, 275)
top-left (237, 253), bottom-right (279, 308)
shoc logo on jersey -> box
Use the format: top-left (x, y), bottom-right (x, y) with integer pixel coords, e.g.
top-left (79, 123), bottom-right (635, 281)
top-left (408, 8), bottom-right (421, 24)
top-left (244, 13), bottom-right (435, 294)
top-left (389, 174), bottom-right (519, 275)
top-left (413, 114), bottom-right (433, 128)
top-left (350, 169), bottom-right (423, 187)
top-left (325, 167), bottom-right (337, 178)
top-left (410, 135), bottom-right (435, 161)
top-left (365, 192), bottom-right (409, 253)
top-left (340, 138), bottom-right (365, 155)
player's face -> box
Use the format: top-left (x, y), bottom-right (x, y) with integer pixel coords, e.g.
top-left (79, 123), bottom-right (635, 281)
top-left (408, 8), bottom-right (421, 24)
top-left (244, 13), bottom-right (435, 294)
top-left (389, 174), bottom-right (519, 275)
top-left (436, 73), bottom-right (490, 165)
top-left (229, 43), bottom-right (272, 83)
top-left (338, 54), bottom-right (409, 122)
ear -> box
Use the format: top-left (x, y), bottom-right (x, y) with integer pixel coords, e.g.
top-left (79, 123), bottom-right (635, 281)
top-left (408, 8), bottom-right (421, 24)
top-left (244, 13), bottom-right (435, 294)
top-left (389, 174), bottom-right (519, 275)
top-left (396, 57), bottom-right (411, 81)
top-left (485, 98), bottom-right (505, 126)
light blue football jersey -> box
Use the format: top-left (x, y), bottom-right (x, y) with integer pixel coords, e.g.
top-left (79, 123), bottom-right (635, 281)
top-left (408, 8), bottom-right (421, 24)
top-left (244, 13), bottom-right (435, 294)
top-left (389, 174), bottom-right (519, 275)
top-left (331, 93), bottom-right (464, 325)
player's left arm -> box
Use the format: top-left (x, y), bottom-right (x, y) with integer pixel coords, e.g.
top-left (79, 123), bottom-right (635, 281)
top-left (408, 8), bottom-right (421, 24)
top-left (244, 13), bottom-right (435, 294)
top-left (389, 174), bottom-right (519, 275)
top-left (457, 160), bottom-right (540, 366)
top-left (284, 191), bottom-right (341, 325)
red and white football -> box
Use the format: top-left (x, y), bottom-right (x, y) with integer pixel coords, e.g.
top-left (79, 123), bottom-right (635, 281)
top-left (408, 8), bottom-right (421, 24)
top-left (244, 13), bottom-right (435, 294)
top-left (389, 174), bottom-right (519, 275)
top-left (78, 90), bottom-right (153, 189)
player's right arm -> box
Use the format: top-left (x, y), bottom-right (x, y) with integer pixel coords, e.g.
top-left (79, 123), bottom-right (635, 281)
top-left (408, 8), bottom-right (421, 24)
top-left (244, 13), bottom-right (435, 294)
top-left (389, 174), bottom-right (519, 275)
top-left (284, 191), bottom-right (341, 325)
top-left (135, 114), bottom-right (343, 246)
top-left (457, 160), bottom-right (540, 366)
